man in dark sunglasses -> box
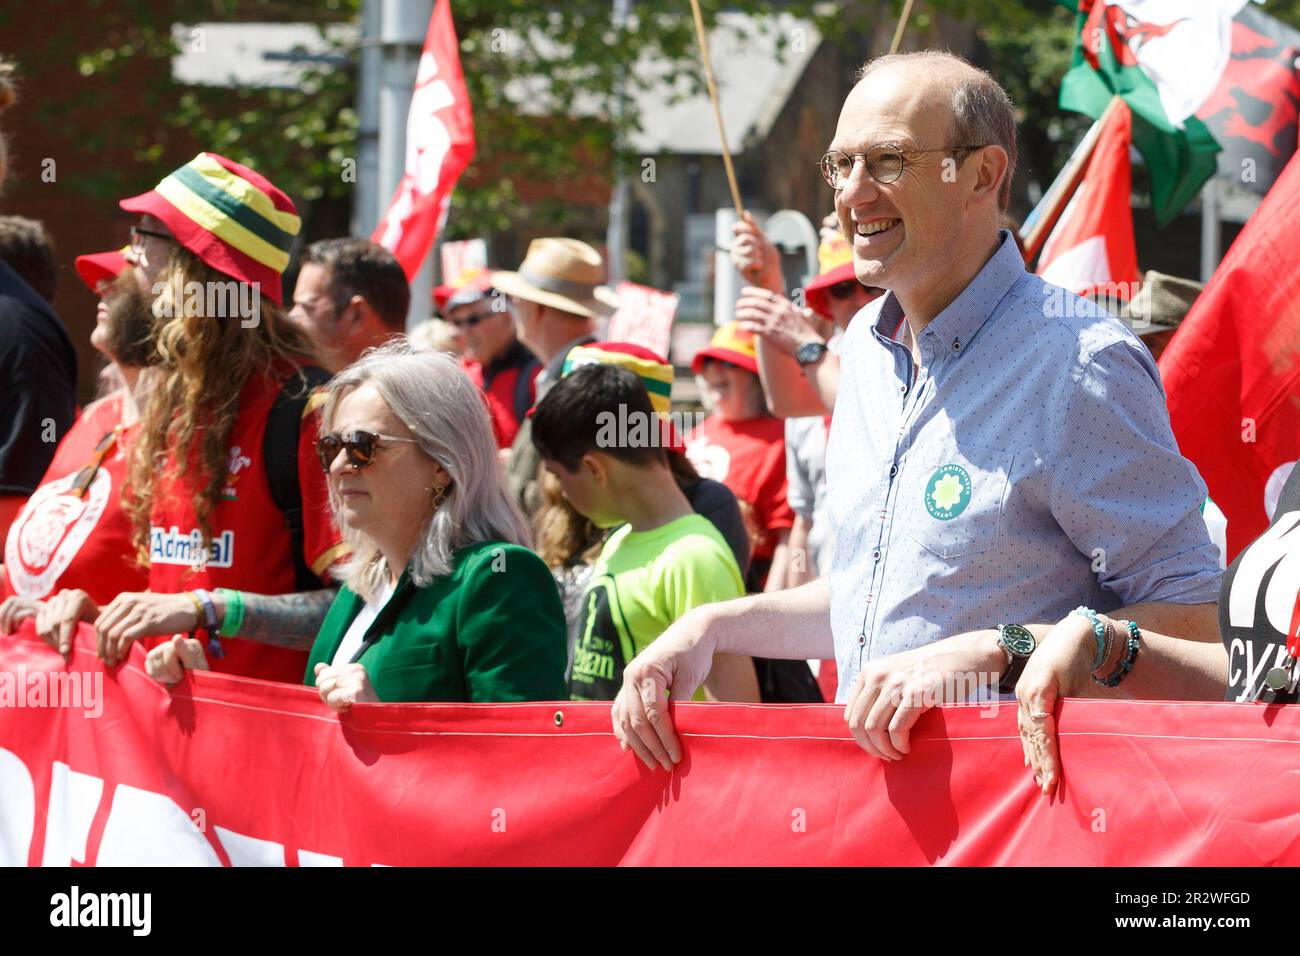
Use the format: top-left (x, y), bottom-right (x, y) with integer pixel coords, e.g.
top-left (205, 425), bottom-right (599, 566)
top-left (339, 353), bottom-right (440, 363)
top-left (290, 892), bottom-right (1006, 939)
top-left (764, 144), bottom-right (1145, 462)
top-left (436, 270), bottom-right (540, 450)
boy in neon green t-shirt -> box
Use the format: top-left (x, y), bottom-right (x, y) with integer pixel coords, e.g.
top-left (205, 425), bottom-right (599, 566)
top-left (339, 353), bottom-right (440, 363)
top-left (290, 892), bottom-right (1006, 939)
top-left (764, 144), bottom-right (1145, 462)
top-left (531, 363), bottom-right (756, 702)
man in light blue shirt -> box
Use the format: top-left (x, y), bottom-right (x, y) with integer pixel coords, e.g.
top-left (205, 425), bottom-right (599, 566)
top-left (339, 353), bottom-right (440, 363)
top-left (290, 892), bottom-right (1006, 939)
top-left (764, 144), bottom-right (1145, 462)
top-left (609, 51), bottom-right (1227, 773)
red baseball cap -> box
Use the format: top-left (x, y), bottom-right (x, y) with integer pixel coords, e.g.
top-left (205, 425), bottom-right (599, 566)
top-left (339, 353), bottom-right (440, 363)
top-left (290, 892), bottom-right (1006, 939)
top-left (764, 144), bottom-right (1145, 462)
top-left (74, 248), bottom-right (128, 294)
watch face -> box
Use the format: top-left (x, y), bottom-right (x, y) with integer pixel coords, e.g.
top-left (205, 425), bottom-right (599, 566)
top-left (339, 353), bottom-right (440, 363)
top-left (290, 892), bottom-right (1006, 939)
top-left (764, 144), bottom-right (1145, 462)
top-left (1000, 623), bottom-right (1036, 656)
top-left (796, 341), bottom-right (826, 365)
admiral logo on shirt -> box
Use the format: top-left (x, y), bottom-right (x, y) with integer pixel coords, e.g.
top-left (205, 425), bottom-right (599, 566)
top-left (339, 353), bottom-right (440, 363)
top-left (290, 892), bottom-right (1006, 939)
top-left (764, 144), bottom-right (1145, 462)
top-left (149, 525), bottom-right (235, 569)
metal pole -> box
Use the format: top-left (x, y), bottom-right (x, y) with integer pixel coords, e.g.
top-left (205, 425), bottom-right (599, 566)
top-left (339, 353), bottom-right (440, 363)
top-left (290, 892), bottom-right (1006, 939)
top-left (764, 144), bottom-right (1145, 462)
top-left (351, 0), bottom-right (382, 237)
top-left (380, 0), bottom-right (435, 329)
top-left (1200, 177), bottom-right (1221, 282)
top-left (605, 0), bottom-right (633, 286)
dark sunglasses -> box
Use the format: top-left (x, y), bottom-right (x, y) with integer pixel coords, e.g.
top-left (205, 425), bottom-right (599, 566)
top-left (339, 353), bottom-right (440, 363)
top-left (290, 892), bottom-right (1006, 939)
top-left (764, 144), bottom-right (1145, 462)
top-left (447, 310), bottom-right (494, 331)
top-left (826, 280), bottom-right (885, 301)
top-left (68, 429), bottom-right (120, 498)
top-left (316, 429), bottom-right (419, 472)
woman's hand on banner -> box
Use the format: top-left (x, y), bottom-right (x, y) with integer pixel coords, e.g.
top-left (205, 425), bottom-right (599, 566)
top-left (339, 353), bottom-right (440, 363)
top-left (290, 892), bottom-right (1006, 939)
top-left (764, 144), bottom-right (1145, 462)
top-left (94, 592), bottom-right (201, 666)
top-left (34, 588), bottom-right (100, 661)
top-left (314, 662), bottom-right (377, 710)
top-left (145, 634), bottom-right (210, 686)
top-left (0, 595), bottom-right (42, 635)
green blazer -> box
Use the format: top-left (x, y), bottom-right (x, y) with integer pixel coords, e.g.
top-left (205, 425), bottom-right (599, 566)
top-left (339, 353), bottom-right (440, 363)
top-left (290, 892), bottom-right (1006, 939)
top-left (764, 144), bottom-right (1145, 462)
top-left (304, 541), bottom-right (567, 703)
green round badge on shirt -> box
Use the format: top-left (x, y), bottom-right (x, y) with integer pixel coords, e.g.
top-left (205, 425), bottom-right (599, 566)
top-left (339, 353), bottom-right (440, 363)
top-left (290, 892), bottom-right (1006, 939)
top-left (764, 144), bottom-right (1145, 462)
top-left (925, 464), bottom-right (972, 520)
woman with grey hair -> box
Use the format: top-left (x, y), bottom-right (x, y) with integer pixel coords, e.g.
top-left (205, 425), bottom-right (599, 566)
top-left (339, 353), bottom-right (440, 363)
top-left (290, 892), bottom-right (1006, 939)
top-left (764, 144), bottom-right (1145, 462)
top-left (146, 342), bottom-right (567, 705)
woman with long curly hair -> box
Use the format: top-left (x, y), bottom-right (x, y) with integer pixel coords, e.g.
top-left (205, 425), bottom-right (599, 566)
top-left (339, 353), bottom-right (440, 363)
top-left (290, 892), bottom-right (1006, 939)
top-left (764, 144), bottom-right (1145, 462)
top-left (37, 153), bottom-right (346, 682)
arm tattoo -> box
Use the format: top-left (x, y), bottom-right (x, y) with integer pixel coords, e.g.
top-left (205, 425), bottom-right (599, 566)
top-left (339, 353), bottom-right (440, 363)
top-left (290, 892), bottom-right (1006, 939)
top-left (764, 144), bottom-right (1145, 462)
top-left (236, 589), bottom-right (339, 650)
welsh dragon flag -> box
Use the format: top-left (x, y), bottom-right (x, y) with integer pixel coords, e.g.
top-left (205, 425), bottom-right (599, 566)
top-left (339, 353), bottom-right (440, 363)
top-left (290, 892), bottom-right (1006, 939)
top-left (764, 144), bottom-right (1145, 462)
top-left (1037, 100), bottom-right (1140, 297)
top-left (1057, 0), bottom-right (1250, 224)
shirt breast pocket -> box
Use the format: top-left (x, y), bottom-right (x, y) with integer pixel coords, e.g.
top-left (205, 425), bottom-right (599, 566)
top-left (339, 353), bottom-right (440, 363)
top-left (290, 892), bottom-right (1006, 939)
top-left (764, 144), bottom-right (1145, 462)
top-left (904, 444), bottom-right (1012, 559)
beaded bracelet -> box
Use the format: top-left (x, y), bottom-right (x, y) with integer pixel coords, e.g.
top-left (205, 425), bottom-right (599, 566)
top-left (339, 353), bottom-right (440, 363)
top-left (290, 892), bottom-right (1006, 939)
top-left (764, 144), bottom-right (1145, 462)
top-left (1071, 606), bottom-right (1107, 671)
top-left (1093, 620), bottom-right (1141, 688)
top-left (216, 588), bottom-right (245, 638)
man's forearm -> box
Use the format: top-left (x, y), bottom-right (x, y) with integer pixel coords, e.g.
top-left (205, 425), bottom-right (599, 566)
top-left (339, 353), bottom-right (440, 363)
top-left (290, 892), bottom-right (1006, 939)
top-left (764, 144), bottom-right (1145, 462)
top-left (215, 589), bottom-right (338, 651)
top-left (703, 576), bottom-right (834, 661)
top-left (755, 337), bottom-right (828, 418)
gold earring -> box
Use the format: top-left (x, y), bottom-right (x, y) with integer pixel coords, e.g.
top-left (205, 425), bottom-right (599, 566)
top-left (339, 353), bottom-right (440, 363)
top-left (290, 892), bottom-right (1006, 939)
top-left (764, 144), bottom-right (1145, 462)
top-left (431, 484), bottom-right (447, 510)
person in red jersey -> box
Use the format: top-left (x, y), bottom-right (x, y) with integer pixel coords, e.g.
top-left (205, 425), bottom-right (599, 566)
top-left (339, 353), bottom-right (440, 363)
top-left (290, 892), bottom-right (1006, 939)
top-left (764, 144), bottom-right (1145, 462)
top-left (34, 154), bottom-right (347, 682)
top-left (0, 250), bottom-right (153, 629)
top-left (686, 322), bottom-right (794, 593)
top-left (436, 268), bottom-right (540, 450)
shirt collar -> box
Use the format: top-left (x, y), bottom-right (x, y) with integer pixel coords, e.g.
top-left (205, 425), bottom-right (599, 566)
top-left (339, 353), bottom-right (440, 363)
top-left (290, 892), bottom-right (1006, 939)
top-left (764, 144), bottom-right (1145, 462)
top-left (871, 229), bottom-right (1025, 360)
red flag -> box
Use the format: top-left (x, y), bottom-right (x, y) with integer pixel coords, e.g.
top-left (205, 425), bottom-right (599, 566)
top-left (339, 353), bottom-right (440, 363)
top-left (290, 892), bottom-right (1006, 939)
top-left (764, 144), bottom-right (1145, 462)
top-left (372, 0), bottom-right (475, 279)
top-left (1037, 99), bottom-right (1140, 299)
top-left (1160, 152), bottom-right (1300, 561)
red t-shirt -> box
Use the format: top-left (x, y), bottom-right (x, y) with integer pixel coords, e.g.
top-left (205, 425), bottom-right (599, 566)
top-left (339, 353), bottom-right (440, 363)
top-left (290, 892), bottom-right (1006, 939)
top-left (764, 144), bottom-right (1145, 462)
top-left (684, 414), bottom-right (795, 563)
top-left (2, 392), bottom-right (148, 605)
top-left (461, 341), bottom-right (541, 449)
top-left (144, 365), bottom-right (346, 683)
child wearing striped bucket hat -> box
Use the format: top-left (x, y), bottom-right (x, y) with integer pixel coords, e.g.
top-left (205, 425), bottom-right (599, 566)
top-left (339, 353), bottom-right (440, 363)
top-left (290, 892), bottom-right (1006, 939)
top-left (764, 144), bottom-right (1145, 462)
top-left (34, 152), bottom-right (350, 685)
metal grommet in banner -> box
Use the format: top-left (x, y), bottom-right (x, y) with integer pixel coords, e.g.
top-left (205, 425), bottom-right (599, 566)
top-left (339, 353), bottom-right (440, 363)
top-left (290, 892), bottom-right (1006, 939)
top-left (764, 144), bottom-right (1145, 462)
top-left (553, 710), bottom-right (564, 727)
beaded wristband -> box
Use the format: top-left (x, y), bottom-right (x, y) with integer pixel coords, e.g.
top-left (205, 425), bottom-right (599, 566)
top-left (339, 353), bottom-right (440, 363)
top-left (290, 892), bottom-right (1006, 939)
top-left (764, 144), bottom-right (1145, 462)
top-left (216, 588), bottom-right (245, 638)
top-left (1094, 620), bottom-right (1141, 688)
top-left (1071, 606), bottom-right (1107, 671)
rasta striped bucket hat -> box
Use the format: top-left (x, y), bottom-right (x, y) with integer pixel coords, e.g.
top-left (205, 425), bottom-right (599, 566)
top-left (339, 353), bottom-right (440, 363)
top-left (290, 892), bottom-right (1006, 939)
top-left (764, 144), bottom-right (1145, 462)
top-left (119, 152), bottom-right (301, 305)
top-left (562, 341), bottom-right (674, 416)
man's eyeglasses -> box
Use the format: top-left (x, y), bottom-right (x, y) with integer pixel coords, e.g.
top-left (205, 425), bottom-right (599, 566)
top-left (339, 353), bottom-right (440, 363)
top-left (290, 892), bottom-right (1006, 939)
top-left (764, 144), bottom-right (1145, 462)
top-left (129, 225), bottom-right (176, 253)
top-left (68, 428), bottom-right (121, 498)
top-left (818, 143), bottom-right (988, 189)
top-left (316, 429), bottom-right (419, 472)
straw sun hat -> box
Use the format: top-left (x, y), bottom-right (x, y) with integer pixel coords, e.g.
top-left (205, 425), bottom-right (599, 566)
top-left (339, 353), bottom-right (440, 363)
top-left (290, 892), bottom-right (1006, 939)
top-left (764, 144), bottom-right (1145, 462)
top-left (491, 238), bottom-right (619, 319)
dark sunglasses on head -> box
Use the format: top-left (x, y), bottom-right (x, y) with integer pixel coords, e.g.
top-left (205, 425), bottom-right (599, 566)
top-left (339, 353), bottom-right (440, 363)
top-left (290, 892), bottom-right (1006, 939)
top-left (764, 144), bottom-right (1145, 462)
top-left (316, 429), bottom-right (419, 472)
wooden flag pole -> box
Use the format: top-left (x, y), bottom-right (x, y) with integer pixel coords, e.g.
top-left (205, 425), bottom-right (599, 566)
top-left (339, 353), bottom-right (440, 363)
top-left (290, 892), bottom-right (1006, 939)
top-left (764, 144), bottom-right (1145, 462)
top-left (889, 0), bottom-right (916, 54)
top-left (688, 0), bottom-right (745, 218)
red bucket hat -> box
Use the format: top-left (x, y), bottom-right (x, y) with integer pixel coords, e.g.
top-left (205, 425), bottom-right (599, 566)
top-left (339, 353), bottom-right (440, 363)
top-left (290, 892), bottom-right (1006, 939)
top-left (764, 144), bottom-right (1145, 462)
top-left (119, 152), bottom-right (301, 305)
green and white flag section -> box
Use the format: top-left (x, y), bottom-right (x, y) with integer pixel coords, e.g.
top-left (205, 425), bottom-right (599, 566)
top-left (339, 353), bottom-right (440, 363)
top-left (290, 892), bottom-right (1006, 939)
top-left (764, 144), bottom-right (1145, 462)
top-left (2, 623), bottom-right (1300, 866)
top-left (1057, 0), bottom-right (1250, 224)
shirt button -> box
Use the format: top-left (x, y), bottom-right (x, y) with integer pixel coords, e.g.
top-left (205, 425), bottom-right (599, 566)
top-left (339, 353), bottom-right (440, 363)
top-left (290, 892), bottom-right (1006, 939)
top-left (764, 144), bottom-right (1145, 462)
top-left (888, 464), bottom-right (898, 477)
top-left (857, 634), bottom-right (866, 646)
top-left (952, 338), bottom-right (962, 352)
top-left (872, 549), bottom-right (881, 561)
top-left (899, 382), bottom-right (908, 395)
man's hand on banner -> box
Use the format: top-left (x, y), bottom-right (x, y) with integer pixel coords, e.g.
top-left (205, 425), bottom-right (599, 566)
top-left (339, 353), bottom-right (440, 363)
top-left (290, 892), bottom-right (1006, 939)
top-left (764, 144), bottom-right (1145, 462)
top-left (843, 630), bottom-right (1004, 760)
top-left (145, 634), bottom-right (211, 686)
top-left (611, 608), bottom-right (717, 772)
top-left (735, 286), bottom-right (823, 356)
top-left (35, 588), bottom-right (100, 661)
top-left (0, 595), bottom-right (42, 635)
top-left (314, 661), bottom-right (378, 710)
top-left (94, 592), bottom-right (201, 666)
top-left (730, 213), bottom-right (784, 293)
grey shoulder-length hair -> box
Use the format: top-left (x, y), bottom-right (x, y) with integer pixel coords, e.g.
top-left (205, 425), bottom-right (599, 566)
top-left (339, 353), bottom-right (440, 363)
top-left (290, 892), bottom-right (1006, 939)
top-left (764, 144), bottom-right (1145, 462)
top-left (319, 338), bottom-right (533, 601)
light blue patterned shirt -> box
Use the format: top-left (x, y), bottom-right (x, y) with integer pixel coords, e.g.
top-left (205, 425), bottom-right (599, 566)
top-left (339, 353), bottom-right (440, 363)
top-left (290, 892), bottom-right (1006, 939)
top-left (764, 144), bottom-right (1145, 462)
top-left (824, 230), bottom-right (1221, 702)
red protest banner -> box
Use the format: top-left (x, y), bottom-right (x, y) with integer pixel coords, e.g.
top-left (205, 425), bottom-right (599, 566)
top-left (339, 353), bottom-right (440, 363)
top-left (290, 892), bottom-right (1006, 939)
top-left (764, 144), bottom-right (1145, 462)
top-left (1, 623), bottom-right (1296, 866)
top-left (605, 282), bottom-right (679, 360)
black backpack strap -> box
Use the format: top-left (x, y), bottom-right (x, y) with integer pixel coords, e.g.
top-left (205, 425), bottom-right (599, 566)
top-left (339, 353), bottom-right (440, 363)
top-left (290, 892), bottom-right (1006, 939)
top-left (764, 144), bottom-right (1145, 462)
top-left (512, 356), bottom-right (541, 426)
top-left (263, 365), bottom-right (333, 591)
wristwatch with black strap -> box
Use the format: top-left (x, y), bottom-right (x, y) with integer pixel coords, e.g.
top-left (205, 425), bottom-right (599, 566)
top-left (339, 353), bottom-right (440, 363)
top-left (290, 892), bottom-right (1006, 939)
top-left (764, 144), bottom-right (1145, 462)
top-left (996, 623), bottom-right (1037, 694)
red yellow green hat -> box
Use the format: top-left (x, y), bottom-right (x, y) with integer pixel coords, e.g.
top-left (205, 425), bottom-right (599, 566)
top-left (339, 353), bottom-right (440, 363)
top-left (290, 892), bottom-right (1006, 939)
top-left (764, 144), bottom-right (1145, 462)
top-left (562, 341), bottom-right (674, 415)
top-left (119, 152), bottom-right (301, 305)
top-left (691, 321), bottom-right (758, 375)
